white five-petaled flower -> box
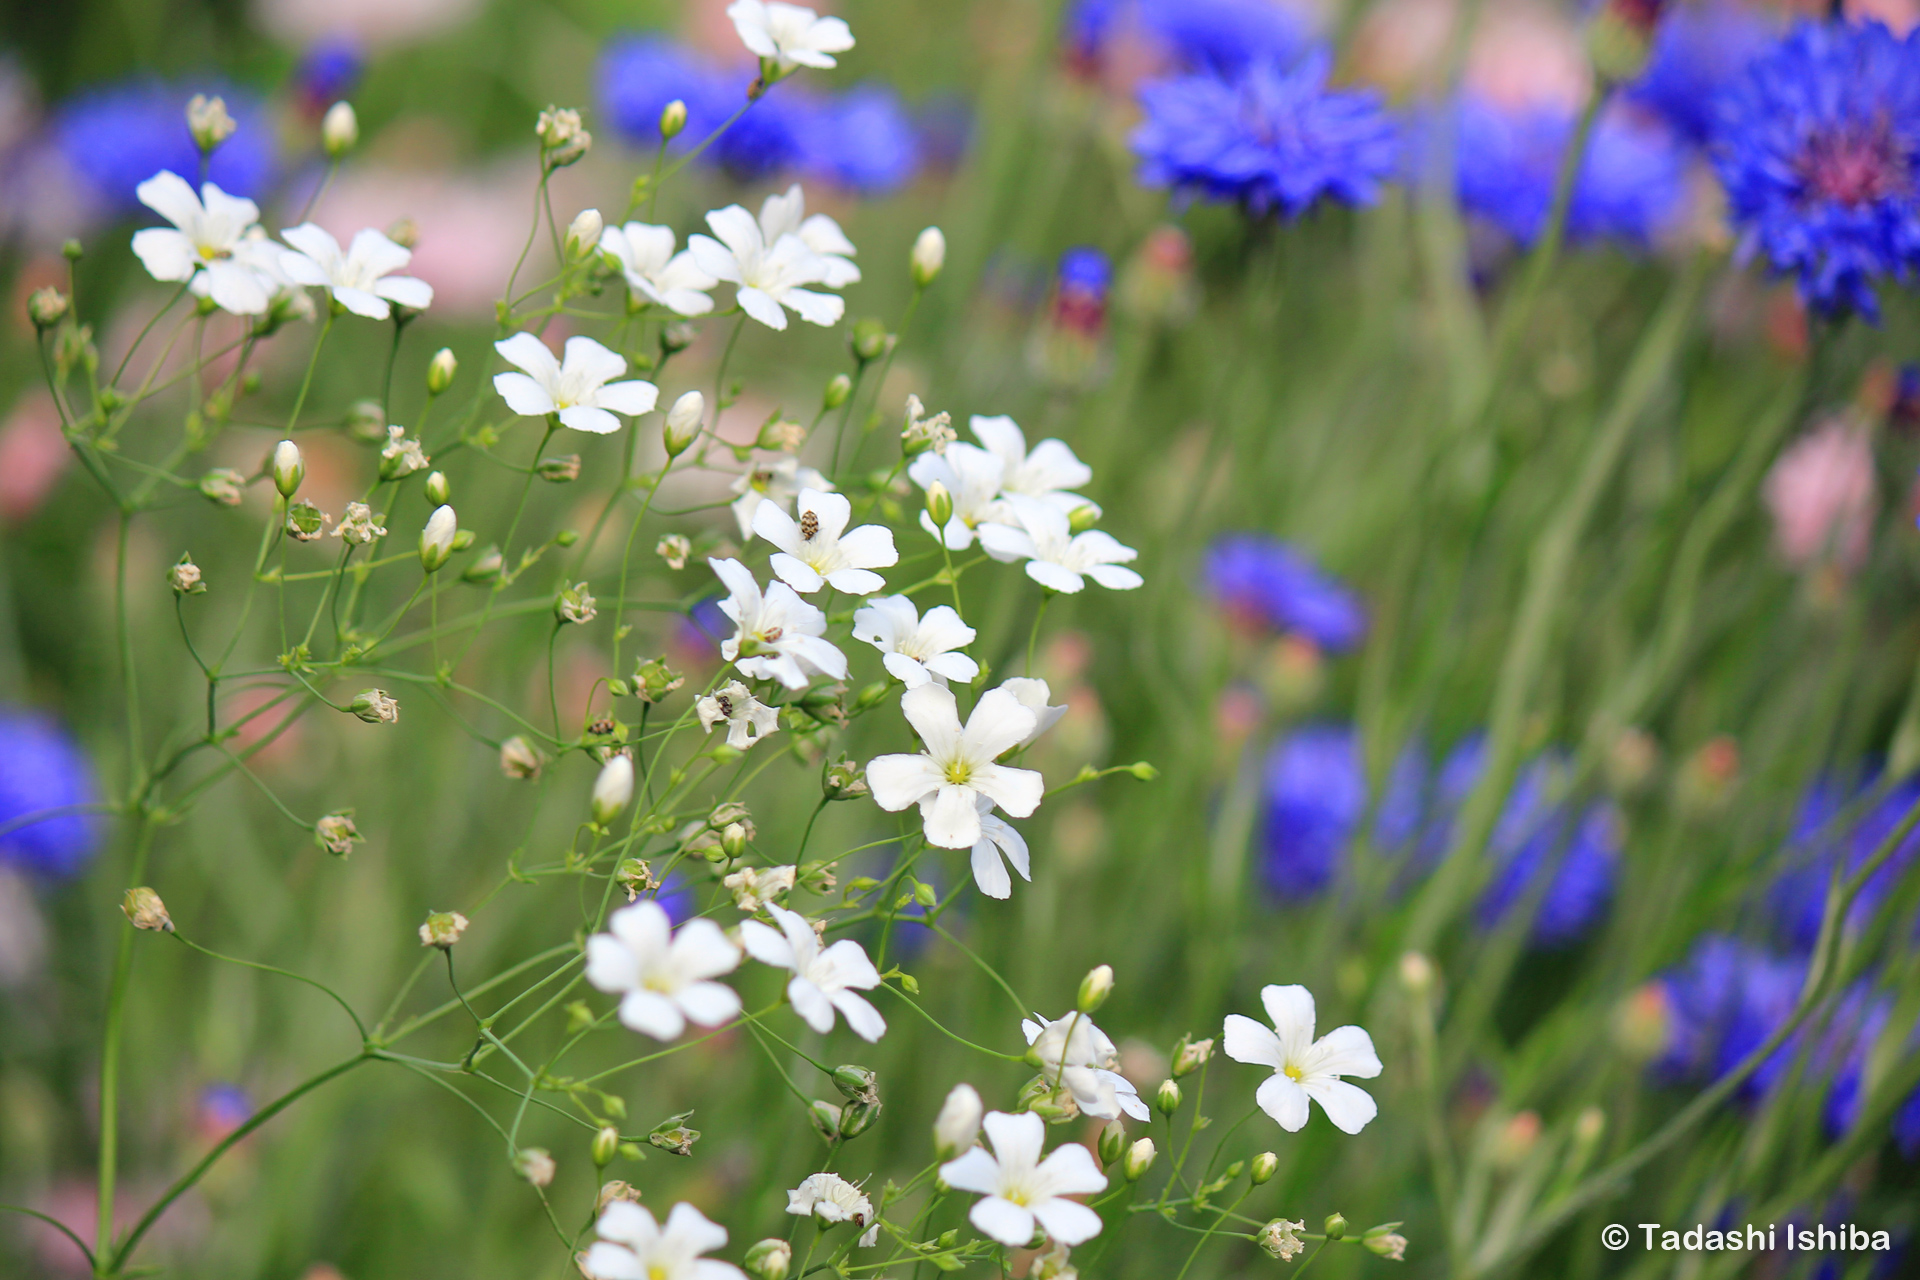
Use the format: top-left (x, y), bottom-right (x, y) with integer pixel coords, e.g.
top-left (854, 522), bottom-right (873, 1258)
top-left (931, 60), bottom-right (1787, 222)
top-left (277, 223), bottom-right (434, 320)
top-left (909, 443), bottom-right (1006, 550)
top-left (980, 495), bottom-right (1143, 595)
top-left (584, 900), bottom-right (743, 1041)
top-left (1022, 1012), bottom-right (1150, 1121)
top-left (786, 1173), bottom-right (879, 1246)
top-left (753, 487), bottom-right (898, 595)
top-left (727, 0), bottom-right (855, 72)
top-left (729, 455), bottom-right (832, 539)
top-left (938, 1110), bottom-right (1107, 1247)
top-left (696, 679), bottom-right (782, 750)
top-left (757, 185), bottom-right (860, 287)
top-left (599, 221), bottom-right (718, 317)
top-left (493, 333), bottom-right (659, 435)
top-left (740, 903), bottom-right (886, 1041)
top-left (710, 557), bottom-right (847, 691)
top-left (970, 415), bottom-right (1098, 518)
top-left (583, 1201), bottom-right (745, 1280)
top-left (689, 205), bottom-right (844, 331)
top-left (866, 683), bottom-right (1044, 850)
top-left (1223, 984), bottom-right (1383, 1135)
top-left (852, 595), bottom-right (979, 689)
top-left (131, 171), bottom-right (276, 315)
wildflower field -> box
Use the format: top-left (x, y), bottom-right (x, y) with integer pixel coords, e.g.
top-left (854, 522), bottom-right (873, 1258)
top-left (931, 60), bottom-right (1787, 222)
top-left (4, 0), bottom-right (1920, 1276)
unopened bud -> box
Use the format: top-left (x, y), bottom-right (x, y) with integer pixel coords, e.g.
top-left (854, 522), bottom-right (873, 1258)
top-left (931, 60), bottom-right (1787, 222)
top-left (1363, 1230), bottom-right (1409, 1261)
top-left (199, 467), bottom-right (245, 506)
top-left (122, 887), bottom-right (173, 932)
top-left (823, 373), bottom-right (852, 410)
top-left (933, 1083), bottom-right (983, 1157)
top-left (566, 208), bottom-right (604, 262)
top-left (187, 94), bottom-right (236, 152)
top-left (1097, 1120), bottom-right (1127, 1166)
top-left (911, 226), bottom-right (945, 288)
top-left (1123, 1136), bottom-right (1156, 1181)
top-left (345, 399), bottom-right (386, 442)
top-left (321, 100), bottom-right (358, 157)
top-left (807, 1099), bottom-right (843, 1142)
top-left (1068, 504), bottom-right (1100, 535)
top-left (1154, 1079), bottom-right (1181, 1116)
top-left (168, 556), bottom-right (205, 595)
top-left (537, 454), bottom-right (582, 483)
top-left (424, 470), bottom-right (450, 505)
top-left (592, 1124), bottom-right (620, 1167)
top-left (721, 821), bottom-right (750, 859)
top-left (427, 347), bottom-right (457, 396)
top-left (349, 689), bottom-right (400, 724)
top-left (660, 99), bottom-right (688, 140)
top-left (1171, 1034), bottom-right (1214, 1077)
top-left (418, 909), bottom-right (469, 948)
top-left (61, 238), bottom-right (83, 261)
top-left (664, 390), bottom-right (703, 456)
top-left (743, 1238), bottom-right (791, 1280)
top-left (851, 318), bottom-right (889, 363)
top-left (592, 754), bottom-right (634, 825)
top-left (28, 286), bottom-right (68, 329)
top-left (1077, 964), bottom-right (1113, 1013)
top-left (513, 1147), bottom-right (555, 1187)
top-left (1250, 1151), bottom-right (1278, 1185)
top-left (271, 439), bottom-right (304, 497)
top-left (838, 1098), bottom-right (880, 1139)
top-left (462, 545), bottom-right (503, 583)
top-left (924, 480), bottom-right (954, 529)
top-left (1323, 1212), bottom-right (1348, 1242)
top-left (314, 812), bottom-right (361, 857)
top-left (1573, 1106), bottom-right (1606, 1145)
top-left (419, 504), bottom-right (457, 572)
top-left (499, 735), bottom-right (543, 779)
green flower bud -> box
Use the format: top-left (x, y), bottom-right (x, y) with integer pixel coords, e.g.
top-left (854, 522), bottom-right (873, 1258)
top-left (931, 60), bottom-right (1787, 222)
top-left (1250, 1151), bottom-right (1278, 1185)
top-left (1324, 1212), bottom-right (1348, 1242)
top-left (1155, 1079), bottom-right (1181, 1116)
top-left (1077, 963), bottom-right (1113, 1013)
top-left (823, 372), bottom-right (852, 409)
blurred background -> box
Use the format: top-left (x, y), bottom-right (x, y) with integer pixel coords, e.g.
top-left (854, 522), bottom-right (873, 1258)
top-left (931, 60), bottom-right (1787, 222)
top-left (5, 0), bottom-right (1920, 1276)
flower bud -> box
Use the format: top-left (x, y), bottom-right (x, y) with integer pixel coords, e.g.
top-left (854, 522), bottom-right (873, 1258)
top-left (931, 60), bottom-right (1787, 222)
top-left (556, 581), bottom-right (597, 624)
top-left (660, 98), bottom-right (688, 140)
top-left (851, 318), bottom-right (890, 363)
top-left (1250, 1151), bottom-right (1278, 1185)
top-left (1363, 1230), bottom-right (1408, 1261)
top-left (1171, 1034), bottom-right (1214, 1078)
top-left (633, 657), bottom-right (685, 704)
top-left (122, 887), bottom-right (173, 932)
top-left (424, 470), bottom-right (451, 505)
top-left (823, 373), bottom-right (852, 409)
top-left (315, 812), bottom-right (362, 857)
top-left (321, 100), bottom-right (358, 157)
top-left (910, 226), bottom-right (945, 288)
top-left (838, 1098), bottom-right (880, 1139)
top-left (537, 454), bottom-right (582, 483)
top-left (720, 821), bottom-right (750, 859)
top-left (419, 909), bottom-right (469, 948)
top-left (462, 545), bottom-right (503, 583)
top-left (807, 1099), bottom-right (843, 1142)
top-left (824, 755), bottom-right (868, 800)
top-left (513, 1147), bottom-right (555, 1187)
top-left (597, 1180), bottom-right (642, 1214)
top-left (592, 1124), bottom-right (620, 1167)
top-left (664, 390), bottom-right (703, 456)
top-left (199, 468), bottom-right (245, 506)
top-left (1077, 963), bottom-right (1113, 1013)
top-left (566, 208), bottom-right (604, 262)
top-left (831, 1064), bottom-right (879, 1105)
top-left (27, 286), bottom-right (68, 329)
top-left (1323, 1212), bottom-right (1348, 1241)
top-left (1154, 1079), bottom-right (1181, 1116)
top-left (1123, 1137), bottom-right (1156, 1181)
top-left (933, 1083), bottom-right (982, 1158)
top-left (419, 504), bottom-right (458, 572)
top-left (656, 534), bottom-right (690, 570)
top-left (61, 238), bottom-right (83, 261)
top-left (271, 439), bottom-right (304, 497)
top-left (1097, 1120), bottom-right (1127, 1167)
top-left (1068, 504), bottom-right (1100, 534)
top-left (187, 94), bottom-right (236, 152)
top-left (169, 556), bottom-right (205, 595)
top-left (592, 754), bottom-right (634, 825)
top-left (536, 106), bottom-right (591, 162)
top-left (427, 347), bottom-right (458, 396)
top-left (500, 735), bottom-right (543, 780)
top-left (350, 689), bottom-right (400, 724)
top-left (744, 1238), bottom-right (790, 1280)
top-left (924, 480), bottom-right (954, 529)
top-left (345, 399), bottom-right (387, 442)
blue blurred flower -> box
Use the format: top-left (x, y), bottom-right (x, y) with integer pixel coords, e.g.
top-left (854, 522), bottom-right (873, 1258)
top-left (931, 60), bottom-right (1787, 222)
top-left (295, 39), bottom-right (363, 115)
top-left (1202, 535), bottom-right (1367, 651)
top-left (53, 79), bottom-right (275, 213)
top-left (792, 85), bottom-right (921, 193)
top-left (1132, 51), bottom-right (1399, 218)
top-left (1653, 934), bottom-right (1805, 1097)
top-left (1769, 772), bottom-right (1920, 951)
top-left (0, 710), bottom-right (104, 879)
top-left (1627, 0), bottom-right (1775, 146)
top-left (657, 871), bottom-right (697, 924)
top-left (1711, 20), bottom-right (1920, 320)
top-left (197, 1082), bottom-right (252, 1141)
top-left (1261, 724), bottom-right (1426, 897)
top-left (1444, 96), bottom-right (1686, 247)
top-left (1067, 0), bottom-right (1308, 74)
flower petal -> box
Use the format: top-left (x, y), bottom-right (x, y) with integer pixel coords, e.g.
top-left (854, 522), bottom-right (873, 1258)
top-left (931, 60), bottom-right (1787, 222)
top-left (1261, 984), bottom-right (1317, 1058)
top-left (938, 1147), bottom-right (1003, 1195)
top-left (865, 753), bottom-right (943, 812)
top-left (1303, 1025), bottom-right (1383, 1079)
top-left (130, 228), bottom-right (198, 282)
top-left (593, 379), bottom-right (660, 416)
top-left (1222, 1013), bottom-right (1286, 1070)
top-left (1254, 1073), bottom-right (1312, 1132)
top-left (1301, 1077), bottom-right (1378, 1134)
top-left (830, 989), bottom-right (887, 1042)
top-left (1030, 1197), bottom-right (1103, 1246)
top-left (674, 981), bottom-right (742, 1028)
top-left (558, 405), bottom-right (622, 435)
top-left (788, 976), bottom-right (836, 1033)
top-left (618, 989), bottom-right (686, 1040)
top-left (921, 783), bottom-right (983, 849)
top-left (968, 1198), bottom-right (1035, 1247)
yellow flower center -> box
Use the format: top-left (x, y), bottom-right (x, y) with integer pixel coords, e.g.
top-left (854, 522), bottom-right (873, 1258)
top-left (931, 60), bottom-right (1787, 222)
top-left (648, 1265), bottom-right (668, 1280)
top-left (944, 761), bottom-right (972, 786)
top-left (1284, 1064), bottom-right (1304, 1082)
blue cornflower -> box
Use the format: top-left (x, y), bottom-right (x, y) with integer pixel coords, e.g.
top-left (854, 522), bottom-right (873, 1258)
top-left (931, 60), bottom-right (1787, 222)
top-left (1066, 0), bottom-right (1307, 75)
top-left (1652, 934), bottom-right (1805, 1097)
top-left (53, 79), bottom-right (274, 213)
top-left (1131, 51), bottom-right (1400, 218)
top-left (295, 39), bottom-right (363, 114)
top-left (1627, 0), bottom-right (1776, 146)
top-left (601, 38), bottom-right (751, 156)
top-left (1202, 535), bottom-right (1367, 652)
top-left (1261, 724), bottom-right (1426, 897)
top-left (793, 85), bottom-right (920, 194)
top-left (1768, 772), bottom-right (1920, 951)
top-left (1711, 20), bottom-right (1920, 320)
top-left (0, 710), bottom-right (104, 879)
top-left (1445, 96), bottom-right (1687, 246)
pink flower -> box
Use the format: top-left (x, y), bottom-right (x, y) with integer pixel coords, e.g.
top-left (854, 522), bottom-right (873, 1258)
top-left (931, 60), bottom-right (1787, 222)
top-left (0, 391), bottom-right (70, 523)
top-left (1763, 417), bottom-right (1877, 573)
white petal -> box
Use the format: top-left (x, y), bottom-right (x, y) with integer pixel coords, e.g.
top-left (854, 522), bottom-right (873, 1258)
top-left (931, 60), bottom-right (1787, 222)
top-left (970, 837), bottom-right (1012, 898)
top-left (1304, 1025), bottom-right (1383, 1080)
top-left (921, 783), bottom-right (983, 849)
top-left (202, 260), bottom-right (271, 315)
top-left (593, 380), bottom-right (660, 416)
top-left (1222, 1013), bottom-right (1286, 1070)
top-left (1026, 560), bottom-right (1086, 594)
top-left (831, 989), bottom-right (887, 1042)
top-left (671, 918), bottom-right (743, 980)
top-left (1255, 1074), bottom-right (1312, 1132)
top-left (823, 567), bottom-right (886, 595)
top-left (619, 989), bottom-right (686, 1040)
top-left (558, 405), bottom-right (623, 435)
top-left (865, 753), bottom-right (944, 812)
top-left (968, 1198), bottom-right (1036, 1247)
top-left (835, 523), bottom-right (898, 569)
top-left (675, 981), bottom-right (742, 1028)
top-left (818, 939), bottom-right (882, 989)
top-left (130, 227), bottom-right (198, 282)
top-left (1086, 564), bottom-right (1144, 590)
top-left (883, 652), bottom-right (932, 688)
top-left (967, 763), bottom-right (1043, 819)
top-left (982, 1110), bottom-right (1045, 1169)
top-left (1261, 985), bottom-right (1317, 1058)
top-left (737, 286), bottom-right (789, 330)
top-left (938, 1147), bottom-right (1003, 1195)
top-left (961, 688), bottom-right (1039, 762)
top-left (1030, 1197), bottom-right (1103, 1246)
top-left (739, 918), bottom-right (795, 970)
top-left (333, 286), bottom-right (391, 319)
top-left (1301, 1077), bottom-right (1378, 1134)
top-left (493, 372), bottom-right (555, 416)
top-left (789, 976), bottom-right (836, 1033)
top-left (584, 933), bottom-right (640, 994)
top-left (899, 683), bottom-right (964, 760)
top-left (495, 332), bottom-right (561, 384)
top-left (134, 170), bottom-right (204, 231)
top-left (783, 287), bottom-right (845, 327)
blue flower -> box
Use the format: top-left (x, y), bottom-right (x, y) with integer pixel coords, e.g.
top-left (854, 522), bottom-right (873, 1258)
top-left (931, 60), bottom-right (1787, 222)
top-left (1652, 934), bottom-right (1805, 1097)
top-left (1131, 51), bottom-right (1400, 218)
top-left (295, 39), bottom-right (364, 114)
top-left (53, 79), bottom-right (275, 213)
top-left (1627, 0), bottom-right (1776, 146)
top-left (1710, 20), bottom-right (1920, 320)
top-left (1443, 96), bottom-right (1686, 246)
top-left (793, 84), bottom-right (921, 194)
top-left (1066, 0), bottom-right (1307, 74)
top-left (1769, 772), bottom-right (1920, 951)
top-left (0, 710), bottom-right (104, 879)
top-left (1202, 535), bottom-right (1367, 652)
top-left (1260, 724), bottom-right (1426, 897)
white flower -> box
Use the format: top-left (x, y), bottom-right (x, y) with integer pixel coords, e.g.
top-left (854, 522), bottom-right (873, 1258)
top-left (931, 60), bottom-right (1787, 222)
top-left (753, 487), bottom-right (898, 595)
top-left (909, 443), bottom-right (1006, 550)
top-left (729, 456), bottom-right (832, 539)
top-left (710, 558), bottom-right (847, 691)
top-left (1021, 1012), bottom-right (1149, 1121)
top-left (723, 864), bottom-right (796, 912)
top-left (493, 333), bottom-right (660, 435)
top-left (330, 502), bottom-right (386, 546)
top-left (867, 684), bottom-right (1043, 849)
top-left (582, 1201), bottom-right (745, 1280)
top-left (278, 224), bottom-right (434, 320)
top-left (689, 206), bottom-right (844, 331)
top-left (970, 416), bottom-right (1098, 518)
top-left (599, 221), bottom-right (718, 317)
top-left (727, 0), bottom-right (855, 72)
top-left (969, 798), bottom-right (1031, 900)
top-left (852, 595), bottom-right (978, 688)
top-left (979, 496), bottom-right (1142, 594)
top-left (998, 677), bottom-right (1068, 748)
top-left (740, 903), bottom-right (886, 1041)
top-left (757, 185), bottom-right (860, 287)
top-left (786, 1173), bottom-right (879, 1246)
top-left (1223, 984), bottom-right (1383, 1135)
top-left (585, 901), bottom-right (743, 1041)
top-left (697, 679), bottom-right (782, 750)
top-left (934, 1082), bottom-right (984, 1158)
top-left (130, 171), bottom-right (275, 315)
top-left (381, 425), bottom-right (429, 476)
top-left (938, 1111), bottom-right (1106, 1247)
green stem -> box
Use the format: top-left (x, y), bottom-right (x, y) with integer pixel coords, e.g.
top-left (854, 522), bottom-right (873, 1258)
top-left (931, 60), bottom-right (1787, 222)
top-left (95, 815), bottom-right (156, 1262)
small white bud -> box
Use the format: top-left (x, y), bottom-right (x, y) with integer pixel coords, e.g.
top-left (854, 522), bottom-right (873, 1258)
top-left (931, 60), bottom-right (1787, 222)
top-left (1123, 1136), bottom-right (1157, 1181)
top-left (1077, 963), bottom-right (1113, 1013)
top-left (664, 390), bottom-right (703, 456)
top-left (418, 909), bottom-right (469, 948)
top-left (425, 470), bottom-right (450, 505)
top-left (743, 1238), bottom-right (790, 1280)
top-left (1154, 1078), bottom-right (1181, 1115)
top-left (911, 226), bottom-right (945, 287)
top-left (1250, 1151), bottom-right (1278, 1185)
top-left (933, 1082), bottom-right (983, 1158)
top-left (513, 1146), bottom-right (555, 1187)
top-left (427, 347), bottom-right (458, 396)
top-left (122, 887), bottom-right (174, 932)
top-left (499, 735), bottom-right (544, 780)
top-left (419, 504), bottom-right (458, 572)
top-left (924, 480), bottom-right (954, 529)
top-left (321, 101), bottom-right (358, 158)
top-left (656, 534), bottom-right (690, 570)
top-left (659, 99), bottom-right (688, 140)
top-left (566, 208), bottom-right (604, 262)
top-left (592, 754), bottom-right (634, 825)
top-left (271, 439), bottom-right (304, 498)
top-left (186, 94), bottom-right (236, 152)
